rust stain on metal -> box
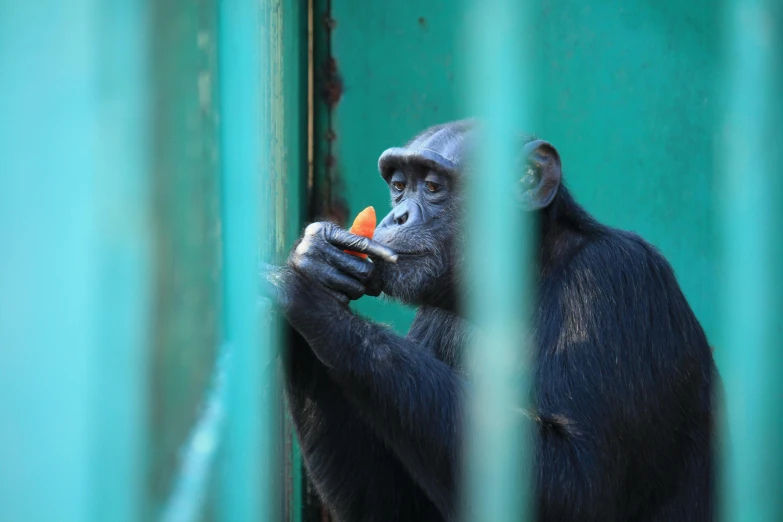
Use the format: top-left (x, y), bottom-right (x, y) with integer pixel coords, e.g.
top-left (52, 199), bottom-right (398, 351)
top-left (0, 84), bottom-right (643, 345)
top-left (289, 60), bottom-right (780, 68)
top-left (307, 0), bottom-right (315, 195)
top-left (320, 21), bottom-right (346, 225)
top-left (321, 57), bottom-right (343, 107)
top-left (323, 165), bottom-right (349, 227)
top-left (311, 0), bottom-right (348, 229)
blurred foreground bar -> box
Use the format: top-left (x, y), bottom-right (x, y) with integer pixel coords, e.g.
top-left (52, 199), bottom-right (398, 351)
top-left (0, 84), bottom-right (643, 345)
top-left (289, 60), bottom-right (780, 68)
top-left (719, 0), bottom-right (783, 521)
top-left (217, 0), bottom-right (281, 519)
top-left (0, 2), bottom-right (152, 521)
top-left (462, 0), bottom-right (536, 521)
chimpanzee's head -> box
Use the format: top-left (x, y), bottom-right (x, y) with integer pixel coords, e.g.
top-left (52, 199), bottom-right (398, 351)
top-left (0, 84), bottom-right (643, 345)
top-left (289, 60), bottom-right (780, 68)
top-left (372, 119), bottom-right (562, 307)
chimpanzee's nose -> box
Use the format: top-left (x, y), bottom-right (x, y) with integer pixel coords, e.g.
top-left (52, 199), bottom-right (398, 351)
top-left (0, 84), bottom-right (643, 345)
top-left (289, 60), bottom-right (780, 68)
top-left (392, 200), bottom-right (422, 227)
top-left (377, 199), bottom-right (422, 230)
top-left (394, 208), bottom-right (409, 226)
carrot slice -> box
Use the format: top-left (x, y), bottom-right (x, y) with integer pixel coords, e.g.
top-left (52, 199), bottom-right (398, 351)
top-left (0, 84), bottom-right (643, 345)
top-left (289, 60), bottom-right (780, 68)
top-left (344, 206), bottom-right (376, 259)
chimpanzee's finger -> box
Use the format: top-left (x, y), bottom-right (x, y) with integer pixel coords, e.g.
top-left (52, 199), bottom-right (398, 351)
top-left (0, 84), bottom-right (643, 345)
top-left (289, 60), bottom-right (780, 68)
top-left (317, 246), bottom-right (375, 282)
top-left (326, 288), bottom-right (350, 306)
top-left (322, 271), bottom-right (365, 300)
top-left (364, 278), bottom-right (383, 297)
top-left (323, 225), bottom-right (398, 263)
top-left (363, 268), bottom-right (384, 297)
top-left (297, 257), bottom-right (365, 300)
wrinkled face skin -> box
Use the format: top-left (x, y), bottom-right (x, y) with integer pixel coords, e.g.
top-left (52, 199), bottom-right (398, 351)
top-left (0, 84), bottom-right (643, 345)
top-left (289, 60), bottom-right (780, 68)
top-left (372, 164), bottom-right (465, 307)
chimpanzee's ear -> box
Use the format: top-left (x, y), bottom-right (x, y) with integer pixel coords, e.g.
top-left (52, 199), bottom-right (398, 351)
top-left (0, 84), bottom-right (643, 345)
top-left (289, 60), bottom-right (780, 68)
top-left (518, 140), bottom-right (562, 211)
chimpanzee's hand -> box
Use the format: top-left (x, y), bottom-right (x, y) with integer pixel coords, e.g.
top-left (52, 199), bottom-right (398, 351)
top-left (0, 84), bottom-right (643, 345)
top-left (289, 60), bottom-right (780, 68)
top-left (287, 221), bottom-right (397, 306)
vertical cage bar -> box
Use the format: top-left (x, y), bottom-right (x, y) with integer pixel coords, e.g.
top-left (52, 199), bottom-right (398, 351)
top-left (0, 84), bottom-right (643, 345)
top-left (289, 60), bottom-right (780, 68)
top-left (217, 0), bottom-right (279, 519)
top-left (276, 0), bottom-right (309, 519)
top-left (92, 2), bottom-right (153, 520)
top-left (0, 1), bottom-right (152, 521)
top-left (462, 0), bottom-right (535, 521)
top-left (719, 0), bottom-right (782, 520)
top-left (151, 0), bottom-right (223, 519)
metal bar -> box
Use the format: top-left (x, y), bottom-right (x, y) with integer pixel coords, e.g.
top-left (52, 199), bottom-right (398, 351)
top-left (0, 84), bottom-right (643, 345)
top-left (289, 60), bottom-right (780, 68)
top-left (462, 0), bottom-right (535, 521)
top-left (217, 0), bottom-right (278, 519)
top-left (0, 2), bottom-right (152, 521)
top-left (148, 0), bottom-right (222, 516)
top-left (281, 2), bottom-right (309, 518)
top-left (160, 347), bottom-right (229, 522)
top-left (719, 1), bottom-right (782, 521)
top-left (91, 3), bottom-right (153, 519)
top-left (218, 0), bottom-right (306, 518)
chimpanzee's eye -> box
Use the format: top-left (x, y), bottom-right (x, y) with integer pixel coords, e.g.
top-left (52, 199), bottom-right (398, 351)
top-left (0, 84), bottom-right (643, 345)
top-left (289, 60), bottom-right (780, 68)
top-left (392, 181), bottom-right (406, 192)
top-left (425, 181), bottom-right (440, 193)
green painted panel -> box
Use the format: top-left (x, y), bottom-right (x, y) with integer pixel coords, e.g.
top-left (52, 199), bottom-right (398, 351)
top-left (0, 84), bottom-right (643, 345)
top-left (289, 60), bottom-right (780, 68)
top-left (326, 0), bottom-right (720, 342)
top-left (535, 0), bottom-right (720, 344)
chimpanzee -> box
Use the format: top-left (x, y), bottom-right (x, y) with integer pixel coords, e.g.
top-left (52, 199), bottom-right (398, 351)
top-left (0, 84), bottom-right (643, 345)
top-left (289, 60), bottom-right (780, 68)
top-left (264, 119), bottom-right (718, 521)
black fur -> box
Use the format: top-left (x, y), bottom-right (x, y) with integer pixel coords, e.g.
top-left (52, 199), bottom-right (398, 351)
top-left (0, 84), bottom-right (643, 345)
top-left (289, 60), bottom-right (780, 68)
top-left (274, 120), bottom-right (718, 521)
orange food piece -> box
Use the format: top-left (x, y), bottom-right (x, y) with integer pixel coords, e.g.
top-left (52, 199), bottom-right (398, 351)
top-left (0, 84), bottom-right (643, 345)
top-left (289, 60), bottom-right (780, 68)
top-left (344, 206), bottom-right (376, 259)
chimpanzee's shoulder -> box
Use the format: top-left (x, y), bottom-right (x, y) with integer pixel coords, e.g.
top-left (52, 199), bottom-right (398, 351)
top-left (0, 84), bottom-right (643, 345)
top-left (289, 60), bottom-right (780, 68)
top-left (576, 225), bottom-right (677, 281)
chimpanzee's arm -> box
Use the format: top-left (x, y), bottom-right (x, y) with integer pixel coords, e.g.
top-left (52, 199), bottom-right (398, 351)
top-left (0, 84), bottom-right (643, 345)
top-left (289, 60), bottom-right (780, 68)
top-left (282, 319), bottom-right (443, 521)
top-left (280, 270), bottom-right (466, 520)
